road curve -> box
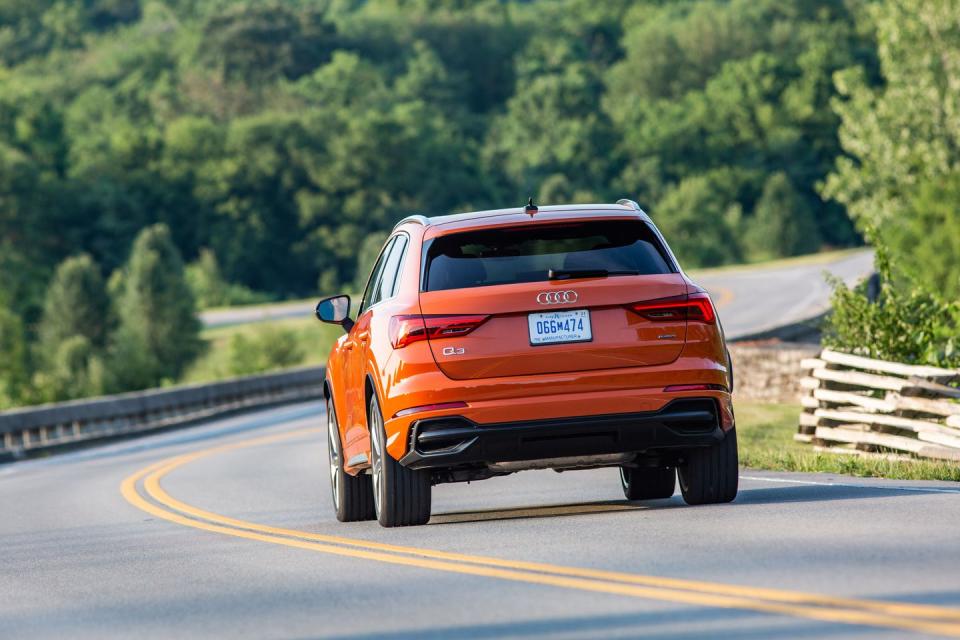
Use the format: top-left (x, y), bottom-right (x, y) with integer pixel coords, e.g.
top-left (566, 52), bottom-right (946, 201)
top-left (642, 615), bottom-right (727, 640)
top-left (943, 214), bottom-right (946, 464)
top-left (693, 249), bottom-right (874, 340)
top-left (199, 250), bottom-right (875, 338)
top-left (3, 401), bottom-right (959, 639)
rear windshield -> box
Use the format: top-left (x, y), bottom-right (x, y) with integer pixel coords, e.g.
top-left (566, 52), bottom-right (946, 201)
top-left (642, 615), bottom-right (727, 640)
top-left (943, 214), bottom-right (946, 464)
top-left (424, 220), bottom-right (674, 292)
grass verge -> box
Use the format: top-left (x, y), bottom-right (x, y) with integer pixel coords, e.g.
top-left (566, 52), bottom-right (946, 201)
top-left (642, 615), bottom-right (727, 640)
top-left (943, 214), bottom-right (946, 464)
top-left (183, 316), bottom-right (341, 384)
top-left (736, 401), bottom-right (960, 482)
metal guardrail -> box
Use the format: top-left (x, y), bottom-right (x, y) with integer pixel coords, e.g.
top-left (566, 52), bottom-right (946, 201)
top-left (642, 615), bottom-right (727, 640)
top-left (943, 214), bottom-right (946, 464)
top-left (0, 366), bottom-right (325, 459)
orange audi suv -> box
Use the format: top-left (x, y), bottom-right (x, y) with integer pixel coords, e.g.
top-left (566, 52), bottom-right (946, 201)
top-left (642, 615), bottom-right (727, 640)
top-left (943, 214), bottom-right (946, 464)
top-left (317, 199), bottom-right (737, 527)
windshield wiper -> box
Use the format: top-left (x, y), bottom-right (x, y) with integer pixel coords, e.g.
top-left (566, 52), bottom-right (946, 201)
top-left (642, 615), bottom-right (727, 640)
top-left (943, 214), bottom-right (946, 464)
top-left (548, 269), bottom-right (641, 281)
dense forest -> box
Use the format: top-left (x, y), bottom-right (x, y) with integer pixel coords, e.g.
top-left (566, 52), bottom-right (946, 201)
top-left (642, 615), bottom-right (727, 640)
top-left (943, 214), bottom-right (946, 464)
top-left (2, 0), bottom-right (959, 405)
top-left (1, 0), bottom-right (874, 308)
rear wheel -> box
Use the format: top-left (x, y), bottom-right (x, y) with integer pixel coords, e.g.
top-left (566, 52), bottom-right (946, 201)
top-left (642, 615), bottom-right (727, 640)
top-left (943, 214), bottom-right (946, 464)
top-left (678, 428), bottom-right (739, 505)
top-left (327, 399), bottom-right (375, 522)
top-left (620, 466), bottom-right (675, 500)
top-left (369, 394), bottom-right (431, 527)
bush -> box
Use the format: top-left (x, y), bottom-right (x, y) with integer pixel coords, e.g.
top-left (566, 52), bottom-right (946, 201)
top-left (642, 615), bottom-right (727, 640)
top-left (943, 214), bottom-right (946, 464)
top-left (33, 336), bottom-right (107, 402)
top-left (227, 326), bottom-right (305, 376)
top-left (823, 239), bottom-right (960, 368)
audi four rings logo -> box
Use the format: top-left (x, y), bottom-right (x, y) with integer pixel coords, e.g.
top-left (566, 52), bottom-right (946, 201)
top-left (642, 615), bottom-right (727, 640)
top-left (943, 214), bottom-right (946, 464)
top-left (536, 290), bottom-right (579, 305)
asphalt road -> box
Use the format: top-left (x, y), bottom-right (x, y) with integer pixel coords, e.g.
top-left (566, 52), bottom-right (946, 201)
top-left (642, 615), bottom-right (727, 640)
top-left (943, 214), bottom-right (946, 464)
top-left (4, 400), bottom-right (960, 639)
top-left (199, 250), bottom-right (875, 339)
top-left (694, 249), bottom-right (874, 340)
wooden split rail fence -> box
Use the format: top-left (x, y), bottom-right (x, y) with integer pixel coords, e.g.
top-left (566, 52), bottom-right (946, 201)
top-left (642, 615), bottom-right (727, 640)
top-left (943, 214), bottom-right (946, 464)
top-left (797, 350), bottom-right (960, 461)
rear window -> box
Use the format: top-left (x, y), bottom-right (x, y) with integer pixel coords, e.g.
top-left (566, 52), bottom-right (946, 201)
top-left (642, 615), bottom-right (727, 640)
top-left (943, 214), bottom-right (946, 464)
top-left (424, 220), bottom-right (674, 292)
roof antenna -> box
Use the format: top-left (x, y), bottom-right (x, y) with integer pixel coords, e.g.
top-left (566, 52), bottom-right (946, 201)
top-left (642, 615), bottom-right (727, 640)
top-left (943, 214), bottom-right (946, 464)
top-left (524, 197), bottom-right (538, 216)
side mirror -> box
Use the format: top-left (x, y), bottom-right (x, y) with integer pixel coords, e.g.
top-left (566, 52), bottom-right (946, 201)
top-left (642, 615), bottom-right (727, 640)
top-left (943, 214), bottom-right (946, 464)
top-left (316, 295), bottom-right (354, 332)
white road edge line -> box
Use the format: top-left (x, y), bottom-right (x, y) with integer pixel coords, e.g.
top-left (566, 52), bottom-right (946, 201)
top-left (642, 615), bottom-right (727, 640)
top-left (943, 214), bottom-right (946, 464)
top-left (740, 475), bottom-right (960, 494)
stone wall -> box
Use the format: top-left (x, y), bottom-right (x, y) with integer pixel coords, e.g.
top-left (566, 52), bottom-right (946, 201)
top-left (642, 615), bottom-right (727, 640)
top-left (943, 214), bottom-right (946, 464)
top-left (729, 342), bottom-right (819, 404)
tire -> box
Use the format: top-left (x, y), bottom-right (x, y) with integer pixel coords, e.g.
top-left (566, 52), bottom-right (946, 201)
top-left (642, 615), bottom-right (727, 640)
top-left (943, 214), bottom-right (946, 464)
top-left (678, 428), bottom-right (739, 505)
top-left (327, 398), bottom-right (375, 522)
top-left (369, 393), bottom-right (431, 527)
top-left (620, 465), bottom-right (676, 500)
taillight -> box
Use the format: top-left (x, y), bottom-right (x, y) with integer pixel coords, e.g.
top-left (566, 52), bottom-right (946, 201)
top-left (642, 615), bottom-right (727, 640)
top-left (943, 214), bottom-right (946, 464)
top-left (389, 314), bottom-right (489, 349)
top-left (627, 292), bottom-right (716, 324)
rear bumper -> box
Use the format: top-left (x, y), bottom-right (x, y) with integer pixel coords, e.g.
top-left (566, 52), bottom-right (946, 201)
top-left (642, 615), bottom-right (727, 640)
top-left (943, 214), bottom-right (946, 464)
top-left (398, 398), bottom-right (724, 470)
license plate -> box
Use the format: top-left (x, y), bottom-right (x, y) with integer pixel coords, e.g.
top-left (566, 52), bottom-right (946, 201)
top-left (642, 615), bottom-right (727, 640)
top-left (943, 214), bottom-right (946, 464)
top-left (528, 310), bottom-right (592, 345)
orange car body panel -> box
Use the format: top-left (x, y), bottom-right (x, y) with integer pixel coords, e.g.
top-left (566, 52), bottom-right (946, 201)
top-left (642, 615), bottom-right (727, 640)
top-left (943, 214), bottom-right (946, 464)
top-left (324, 207), bottom-right (733, 475)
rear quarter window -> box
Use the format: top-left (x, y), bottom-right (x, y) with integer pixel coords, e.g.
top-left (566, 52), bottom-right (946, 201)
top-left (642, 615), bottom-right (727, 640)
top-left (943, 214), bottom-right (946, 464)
top-left (424, 220), bottom-right (674, 292)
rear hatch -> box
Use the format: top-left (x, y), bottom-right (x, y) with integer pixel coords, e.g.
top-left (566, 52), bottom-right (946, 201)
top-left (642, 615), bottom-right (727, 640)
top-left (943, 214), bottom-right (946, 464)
top-left (417, 218), bottom-right (691, 380)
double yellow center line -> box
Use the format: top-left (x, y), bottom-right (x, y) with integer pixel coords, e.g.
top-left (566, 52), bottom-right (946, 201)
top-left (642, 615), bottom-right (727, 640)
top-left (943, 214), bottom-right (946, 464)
top-left (121, 429), bottom-right (960, 637)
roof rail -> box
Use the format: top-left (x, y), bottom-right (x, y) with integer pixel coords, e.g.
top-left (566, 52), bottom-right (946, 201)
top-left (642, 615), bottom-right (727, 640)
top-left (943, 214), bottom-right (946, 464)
top-left (394, 214), bottom-right (428, 229)
top-left (616, 198), bottom-right (641, 210)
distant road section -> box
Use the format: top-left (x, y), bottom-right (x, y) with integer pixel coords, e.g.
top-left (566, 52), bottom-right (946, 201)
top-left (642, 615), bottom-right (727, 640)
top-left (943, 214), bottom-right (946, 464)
top-left (693, 249), bottom-right (874, 340)
top-left (200, 249), bottom-right (875, 338)
top-left (201, 299), bottom-right (316, 328)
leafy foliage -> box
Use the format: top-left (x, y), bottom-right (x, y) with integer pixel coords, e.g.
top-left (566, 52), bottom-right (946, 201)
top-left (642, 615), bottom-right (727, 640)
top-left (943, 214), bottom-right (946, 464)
top-left (227, 325), bottom-right (306, 377)
top-left (0, 0), bottom-right (869, 315)
top-left (744, 172), bottom-right (821, 261)
top-left (0, 307), bottom-right (30, 406)
top-left (823, 240), bottom-right (960, 368)
top-left (820, 0), bottom-right (960, 366)
top-left (186, 249), bottom-right (272, 309)
top-left (3, 0), bottom-right (932, 407)
top-left (36, 253), bottom-right (112, 363)
top-left (822, 0), bottom-right (960, 296)
top-left (110, 224), bottom-right (203, 390)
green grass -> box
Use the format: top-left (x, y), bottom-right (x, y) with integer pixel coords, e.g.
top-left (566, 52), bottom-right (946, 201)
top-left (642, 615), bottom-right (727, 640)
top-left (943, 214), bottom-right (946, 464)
top-left (736, 401), bottom-right (960, 482)
top-left (182, 316), bottom-right (342, 384)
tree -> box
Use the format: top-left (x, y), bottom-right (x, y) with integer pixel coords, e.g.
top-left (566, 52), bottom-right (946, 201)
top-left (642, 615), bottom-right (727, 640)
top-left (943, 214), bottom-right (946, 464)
top-left (653, 173), bottom-right (743, 268)
top-left (744, 173), bottom-right (821, 261)
top-left (823, 0), bottom-right (960, 231)
top-left (823, 0), bottom-right (960, 298)
top-left (185, 248), bottom-right (269, 309)
top-left (110, 224), bottom-right (202, 391)
top-left (353, 231), bottom-right (389, 292)
top-left (36, 253), bottom-right (111, 365)
top-left (0, 307), bottom-right (30, 408)
top-left (885, 173), bottom-right (960, 300)
top-left (34, 335), bottom-right (108, 402)
top-left (32, 253), bottom-right (112, 400)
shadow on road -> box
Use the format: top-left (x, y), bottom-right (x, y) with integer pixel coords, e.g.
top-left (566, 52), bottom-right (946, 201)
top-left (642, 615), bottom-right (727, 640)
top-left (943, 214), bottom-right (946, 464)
top-left (429, 499), bottom-right (680, 524)
top-left (735, 483), bottom-right (952, 505)
top-left (427, 481), bottom-right (950, 525)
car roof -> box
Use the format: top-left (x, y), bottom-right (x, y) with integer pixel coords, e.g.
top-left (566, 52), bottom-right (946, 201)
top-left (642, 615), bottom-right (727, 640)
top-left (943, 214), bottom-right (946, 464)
top-left (394, 202), bottom-right (652, 232)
